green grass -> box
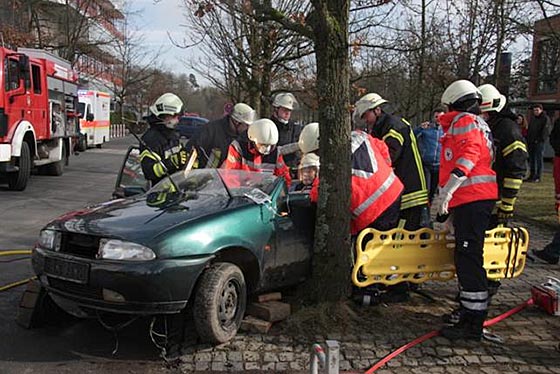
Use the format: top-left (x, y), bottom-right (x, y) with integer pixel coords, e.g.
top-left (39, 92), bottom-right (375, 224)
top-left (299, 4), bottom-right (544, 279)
top-left (516, 172), bottom-right (557, 228)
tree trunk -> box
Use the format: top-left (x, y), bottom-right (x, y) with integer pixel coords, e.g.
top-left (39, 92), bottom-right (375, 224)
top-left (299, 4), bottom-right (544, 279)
top-left (307, 0), bottom-right (352, 303)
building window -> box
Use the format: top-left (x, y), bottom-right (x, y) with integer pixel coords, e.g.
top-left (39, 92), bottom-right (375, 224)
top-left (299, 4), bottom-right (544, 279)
top-left (537, 38), bottom-right (560, 94)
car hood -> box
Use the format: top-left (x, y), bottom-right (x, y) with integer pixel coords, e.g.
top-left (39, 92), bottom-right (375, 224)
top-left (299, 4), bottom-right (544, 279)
top-left (47, 194), bottom-right (251, 244)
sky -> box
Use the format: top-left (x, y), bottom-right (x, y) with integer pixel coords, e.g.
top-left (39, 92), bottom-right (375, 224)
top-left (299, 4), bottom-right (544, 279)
top-left (128, 0), bottom-right (200, 77)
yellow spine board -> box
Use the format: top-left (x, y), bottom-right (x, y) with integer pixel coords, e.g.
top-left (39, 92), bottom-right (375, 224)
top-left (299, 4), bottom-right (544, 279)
top-left (352, 227), bottom-right (529, 288)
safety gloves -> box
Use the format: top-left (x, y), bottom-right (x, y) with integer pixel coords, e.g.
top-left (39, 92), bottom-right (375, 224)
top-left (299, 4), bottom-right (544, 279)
top-left (496, 199), bottom-right (515, 225)
top-left (432, 173), bottom-right (467, 217)
top-left (168, 149), bottom-right (188, 170)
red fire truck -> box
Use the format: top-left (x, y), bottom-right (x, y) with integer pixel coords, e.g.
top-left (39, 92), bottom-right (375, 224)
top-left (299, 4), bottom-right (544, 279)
top-left (0, 47), bottom-right (79, 191)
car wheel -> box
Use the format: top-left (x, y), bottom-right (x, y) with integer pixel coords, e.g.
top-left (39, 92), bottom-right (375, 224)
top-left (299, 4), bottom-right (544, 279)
top-left (193, 262), bottom-right (247, 344)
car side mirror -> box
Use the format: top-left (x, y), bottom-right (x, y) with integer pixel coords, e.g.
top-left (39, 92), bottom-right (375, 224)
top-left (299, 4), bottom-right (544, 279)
top-left (86, 113), bottom-right (94, 121)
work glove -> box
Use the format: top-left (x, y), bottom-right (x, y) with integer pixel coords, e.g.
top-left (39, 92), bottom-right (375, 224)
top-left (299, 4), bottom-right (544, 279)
top-left (169, 150), bottom-right (188, 169)
top-left (496, 200), bottom-right (514, 225)
top-left (432, 173), bottom-right (467, 216)
top-left (433, 212), bottom-right (454, 236)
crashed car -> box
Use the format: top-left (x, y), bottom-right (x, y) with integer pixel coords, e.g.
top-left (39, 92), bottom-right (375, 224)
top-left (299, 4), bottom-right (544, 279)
top-left (31, 146), bottom-right (315, 343)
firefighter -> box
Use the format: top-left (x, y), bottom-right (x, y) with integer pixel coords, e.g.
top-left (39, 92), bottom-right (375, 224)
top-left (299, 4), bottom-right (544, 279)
top-left (271, 92), bottom-right (302, 170)
top-left (478, 83), bottom-right (528, 227)
top-left (354, 93), bottom-right (429, 230)
top-left (434, 80), bottom-right (498, 341)
top-left (293, 152), bottom-right (320, 193)
top-left (193, 103), bottom-right (255, 168)
top-left (140, 93), bottom-right (188, 186)
top-left (223, 118), bottom-right (292, 186)
top-left (298, 121), bottom-right (402, 233)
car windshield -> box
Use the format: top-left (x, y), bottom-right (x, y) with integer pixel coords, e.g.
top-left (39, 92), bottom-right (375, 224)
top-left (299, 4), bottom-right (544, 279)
top-left (148, 169), bottom-right (278, 199)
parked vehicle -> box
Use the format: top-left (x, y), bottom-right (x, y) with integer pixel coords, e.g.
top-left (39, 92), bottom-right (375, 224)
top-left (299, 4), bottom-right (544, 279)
top-left (0, 47), bottom-right (79, 190)
top-left (31, 146), bottom-right (313, 343)
top-left (176, 115), bottom-right (208, 143)
top-left (77, 90), bottom-right (111, 150)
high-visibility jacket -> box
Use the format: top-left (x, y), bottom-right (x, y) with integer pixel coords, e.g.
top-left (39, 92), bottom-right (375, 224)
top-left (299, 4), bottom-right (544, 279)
top-left (223, 134), bottom-right (292, 187)
top-left (487, 109), bottom-right (528, 210)
top-left (371, 112), bottom-right (428, 210)
top-left (350, 130), bottom-right (403, 235)
top-left (140, 115), bottom-right (186, 185)
top-left (439, 111), bottom-right (498, 208)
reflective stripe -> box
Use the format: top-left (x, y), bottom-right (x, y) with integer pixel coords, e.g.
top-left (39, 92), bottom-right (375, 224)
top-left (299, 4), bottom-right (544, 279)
top-left (164, 145), bottom-right (183, 158)
top-left (449, 122), bottom-right (478, 135)
top-left (383, 129), bottom-right (404, 145)
top-left (154, 163), bottom-right (165, 178)
top-left (353, 172), bottom-right (397, 217)
top-left (139, 149), bottom-right (161, 161)
top-left (503, 177), bottom-right (522, 190)
top-left (450, 113), bottom-right (494, 156)
top-left (461, 290), bottom-right (488, 299)
top-left (456, 157), bottom-right (475, 171)
top-left (401, 189), bottom-right (428, 201)
top-left (231, 140), bottom-right (242, 154)
top-left (502, 141), bottom-right (527, 157)
top-left (409, 128), bottom-right (427, 190)
top-left (401, 196), bottom-right (429, 210)
top-left (460, 175), bottom-right (496, 187)
top-left (461, 300), bottom-right (488, 311)
top-left (227, 154), bottom-right (239, 163)
top-left (500, 203), bottom-right (514, 212)
top-left (207, 149), bottom-right (222, 168)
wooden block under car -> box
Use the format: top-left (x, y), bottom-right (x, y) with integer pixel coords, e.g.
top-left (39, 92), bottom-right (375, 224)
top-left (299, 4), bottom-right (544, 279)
top-left (16, 279), bottom-right (43, 329)
top-left (240, 316), bottom-right (272, 334)
top-left (246, 301), bottom-right (291, 322)
top-left (256, 292), bottom-right (282, 303)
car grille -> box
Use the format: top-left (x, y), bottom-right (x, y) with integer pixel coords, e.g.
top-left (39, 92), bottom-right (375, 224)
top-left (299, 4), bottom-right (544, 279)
top-left (60, 232), bottom-right (100, 258)
top-left (48, 277), bottom-right (102, 299)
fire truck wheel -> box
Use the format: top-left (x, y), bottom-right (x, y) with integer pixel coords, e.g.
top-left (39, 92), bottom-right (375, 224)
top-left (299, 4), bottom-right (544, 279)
top-left (44, 142), bottom-right (67, 176)
top-left (8, 142), bottom-right (31, 191)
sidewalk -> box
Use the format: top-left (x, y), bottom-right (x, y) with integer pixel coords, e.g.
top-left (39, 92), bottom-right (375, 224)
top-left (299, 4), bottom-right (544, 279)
top-left (176, 221), bottom-right (560, 373)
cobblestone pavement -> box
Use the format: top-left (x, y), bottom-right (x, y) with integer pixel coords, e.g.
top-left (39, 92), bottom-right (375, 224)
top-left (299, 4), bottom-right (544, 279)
top-left (177, 221), bottom-right (560, 373)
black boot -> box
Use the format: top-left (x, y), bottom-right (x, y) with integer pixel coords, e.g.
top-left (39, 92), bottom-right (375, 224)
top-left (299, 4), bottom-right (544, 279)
top-left (440, 310), bottom-right (486, 341)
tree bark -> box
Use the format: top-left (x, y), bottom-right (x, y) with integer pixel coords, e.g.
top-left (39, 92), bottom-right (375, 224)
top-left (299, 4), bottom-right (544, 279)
top-left (307, 0), bottom-right (352, 303)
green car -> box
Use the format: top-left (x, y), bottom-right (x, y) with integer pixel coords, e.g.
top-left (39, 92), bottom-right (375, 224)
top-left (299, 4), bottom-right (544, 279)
top-left (31, 147), bottom-right (314, 344)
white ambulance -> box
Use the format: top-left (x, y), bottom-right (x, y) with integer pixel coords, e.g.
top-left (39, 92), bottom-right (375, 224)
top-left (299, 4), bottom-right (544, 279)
top-left (78, 90), bottom-right (111, 150)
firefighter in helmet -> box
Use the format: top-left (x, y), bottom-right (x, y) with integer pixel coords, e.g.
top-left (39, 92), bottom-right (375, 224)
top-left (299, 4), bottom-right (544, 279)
top-left (271, 92), bottom-right (302, 170)
top-left (223, 118), bottom-right (292, 187)
top-left (354, 93), bottom-right (429, 230)
top-left (193, 103), bottom-right (255, 168)
top-left (140, 93), bottom-right (189, 186)
top-left (435, 79), bottom-right (498, 341)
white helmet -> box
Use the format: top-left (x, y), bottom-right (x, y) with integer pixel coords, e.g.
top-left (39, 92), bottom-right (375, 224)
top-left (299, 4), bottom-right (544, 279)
top-left (354, 93), bottom-right (387, 119)
top-left (441, 80), bottom-right (482, 107)
top-left (272, 92), bottom-right (297, 110)
top-left (300, 152), bottom-right (320, 169)
top-left (248, 119), bottom-right (278, 145)
top-left (231, 103), bottom-right (255, 126)
top-left (478, 84), bottom-right (506, 113)
top-left (149, 93), bottom-right (183, 117)
top-left (298, 122), bottom-right (319, 154)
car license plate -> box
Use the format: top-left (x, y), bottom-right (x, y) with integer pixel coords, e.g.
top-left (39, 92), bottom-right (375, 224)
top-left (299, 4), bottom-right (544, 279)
top-left (44, 257), bottom-right (89, 284)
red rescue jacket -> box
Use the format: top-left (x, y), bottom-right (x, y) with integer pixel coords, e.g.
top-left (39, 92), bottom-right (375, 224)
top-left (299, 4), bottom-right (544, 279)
top-left (223, 136), bottom-right (292, 187)
top-left (350, 130), bottom-right (403, 235)
top-left (439, 111), bottom-right (498, 208)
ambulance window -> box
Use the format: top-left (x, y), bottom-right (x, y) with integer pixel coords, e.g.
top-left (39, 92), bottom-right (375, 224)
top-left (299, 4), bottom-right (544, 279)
top-left (4, 58), bottom-right (20, 91)
top-left (31, 64), bottom-right (42, 94)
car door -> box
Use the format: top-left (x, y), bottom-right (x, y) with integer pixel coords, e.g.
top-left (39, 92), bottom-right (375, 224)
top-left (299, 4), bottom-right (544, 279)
top-left (112, 145), bottom-right (149, 198)
top-left (269, 187), bottom-right (314, 288)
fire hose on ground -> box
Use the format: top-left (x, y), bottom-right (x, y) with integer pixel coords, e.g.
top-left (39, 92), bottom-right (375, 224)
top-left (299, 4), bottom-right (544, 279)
top-left (0, 250), bottom-right (35, 292)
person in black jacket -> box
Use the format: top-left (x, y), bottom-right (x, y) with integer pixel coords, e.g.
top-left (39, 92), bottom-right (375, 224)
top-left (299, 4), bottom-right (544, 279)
top-left (140, 93), bottom-right (188, 186)
top-left (479, 84), bottom-right (528, 226)
top-left (526, 103), bottom-right (551, 182)
top-left (550, 116), bottom-right (560, 212)
top-left (192, 103), bottom-right (255, 168)
top-left (270, 92), bottom-right (302, 170)
top-left (354, 93), bottom-right (429, 230)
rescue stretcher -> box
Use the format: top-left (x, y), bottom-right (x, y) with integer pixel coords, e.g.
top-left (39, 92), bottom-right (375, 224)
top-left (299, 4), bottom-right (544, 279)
top-left (352, 226), bottom-right (528, 287)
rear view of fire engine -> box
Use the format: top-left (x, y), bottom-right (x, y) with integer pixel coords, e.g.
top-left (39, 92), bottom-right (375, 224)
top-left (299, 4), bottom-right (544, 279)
top-left (0, 47), bottom-right (79, 191)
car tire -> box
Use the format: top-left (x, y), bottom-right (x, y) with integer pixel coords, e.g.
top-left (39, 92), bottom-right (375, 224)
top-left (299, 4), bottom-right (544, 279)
top-left (193, 262), bottom-right (247, 344)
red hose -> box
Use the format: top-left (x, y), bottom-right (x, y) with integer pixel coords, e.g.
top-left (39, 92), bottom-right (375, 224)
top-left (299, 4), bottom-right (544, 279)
top-left (363, 298), bottom-right (534, 374)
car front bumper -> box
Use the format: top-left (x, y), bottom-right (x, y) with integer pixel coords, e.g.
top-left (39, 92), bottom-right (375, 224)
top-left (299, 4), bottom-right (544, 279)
top-left (32, 247), bottom-right (212, 316)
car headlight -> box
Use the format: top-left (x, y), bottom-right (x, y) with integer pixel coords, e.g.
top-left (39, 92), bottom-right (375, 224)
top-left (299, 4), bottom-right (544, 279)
top-left (38, 229), bottom-right (60, 251)
top-left (98, 239), bottom-right (156, 261)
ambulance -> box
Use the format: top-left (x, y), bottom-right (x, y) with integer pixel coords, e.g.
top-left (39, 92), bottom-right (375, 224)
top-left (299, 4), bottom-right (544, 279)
top-left (77, 90), bottom-right (111, 150)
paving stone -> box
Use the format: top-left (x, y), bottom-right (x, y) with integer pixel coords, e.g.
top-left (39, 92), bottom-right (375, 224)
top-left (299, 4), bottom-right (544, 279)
top-left (263, 352), bottom-right (278, 362)
top-left (242, 351), bottom-right (259, 362)
top-left (278, 352), bottom-right (295, 362)
top-left (211, 362), bottom-right (226, 371)
top-left (227, 351), bottom-right (243, 362)
top-left (244, 362), bottom-right (260, 370)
